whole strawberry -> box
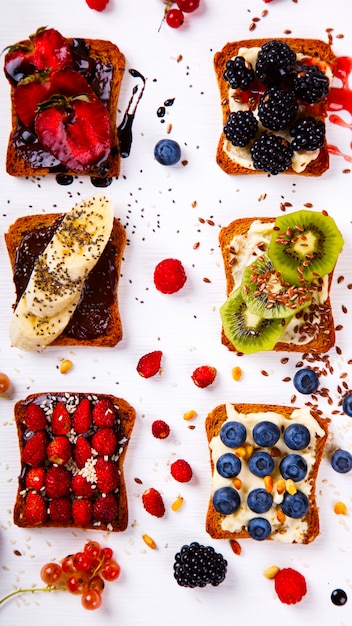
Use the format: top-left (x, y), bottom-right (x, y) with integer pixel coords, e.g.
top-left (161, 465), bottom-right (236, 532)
top-left (142, 488), bottom-right (165, 518)
top-left (274, 568), bottom-right (307, 605)
top-left (73, 397), bottom-right (92, 434)
top-left (51, 401), bottom-right (71, 434)
top-left (72, 498), bottom-right (92, 526)
top-left (191, 365), bottom-right (217, 388)
top-left (170, 459), bottom-right (193, 483)
top-left (24, 403), bottom-right (47, 431)
top-left (137, 351), bottom-right (163, 378)
top-left (151, 420), bottom-right (170, 439)
top-left (22, 431), bottom-right (47, 467)
top-left (154, 258), bottom-right (187, 294)
top-left (24, 492), bottom-right (47, 525)
top-left (93, 398), bottom-right (116, 428)
top-left (47, 436), bottom-right (72, 465)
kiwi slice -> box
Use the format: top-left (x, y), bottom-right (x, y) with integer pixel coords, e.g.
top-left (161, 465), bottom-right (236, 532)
top-left (241, 252), bottom-right (313, 319)
top-left (220, 288), bottom-right (290, 354)
top-left (268, 210), bottom-right (344, 285)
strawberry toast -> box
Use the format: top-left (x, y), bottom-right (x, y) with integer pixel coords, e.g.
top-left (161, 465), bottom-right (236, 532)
top-left (3, 27), bottom-right (125, 181)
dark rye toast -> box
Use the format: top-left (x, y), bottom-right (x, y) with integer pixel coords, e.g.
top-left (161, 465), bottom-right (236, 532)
top-left (214, 38), bottom-right (337, 176)
top-left (205, 402), bottom-right (329, 543)
top-left (5, 212), bottom-right (126, 348)
top-left (219, 216), bottom-right (337, 353)
top-left (13, 392), bottom-right (136, 531)
top-left (5, 36), bottom-right (125, 179)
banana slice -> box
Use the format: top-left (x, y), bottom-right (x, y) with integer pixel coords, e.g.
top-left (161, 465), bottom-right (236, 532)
top-left (10, 194), bottom-right (114, 350)
top-left (25, 194), bottom-right (114, 318)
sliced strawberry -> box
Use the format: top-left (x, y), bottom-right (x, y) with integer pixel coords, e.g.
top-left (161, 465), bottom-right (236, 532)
top-left (72, 398), bottom-right (92, 434)
top-left (93, 493), bottom-right (118, 523)
top-left (49, 67), bottom-right (95, 98)
top-left (47, 436), bottom-right (72, 465)
top-left (24, 403), bottom-right (47, 431)
top-left (49, 497), bottom-right (72, 524)
top-left (22, 431), bottom-right (47, 467)
top-left (74, 435), bottom-right (92, 469)
top-left (25, 467), bottom-right (46, 491)
top-left (51, 401), bottom-right (71, 434)
top-left (72, 498), bottom-right (92, 526)
top-left (93, 398), bottom-right (116, 428)
top-left (95, 458), bottom-right (119, 493)
top-left (4, 43), bottom-right (35, 86)
top-left (24, 491), bottom-right (47, 525)
top-left (92, 428), bottom-right (117, 456)
top-left (45, 465), bottom-right (71, 498)
top-left (71, 474), bottom-right (95, 497)
top-left (35, 94), bottom-right (111, 171)
top-left (31, 27), bottom-right (73, 73)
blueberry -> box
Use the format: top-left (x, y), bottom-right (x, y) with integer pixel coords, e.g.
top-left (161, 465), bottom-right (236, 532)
top-left (293, 368), bottom-right (319, 394)
top-left (212, 487), bottom-right (241, 515)
top-left (331, 588), bottom-right (348, 606)
top-left (284, 423), bottom-right (311, 450)
top-left (331, 449), bottom-right (352, 474)
top-left (247, 517), bottom-right (272, 541)
top-left (154, 139), bottom-right (181, 166)
top-left (342, 392), bottom-right (352, 416)
top-left (247, 488), bottom-right (273, 514)
top-left (248, 451), bottom-right (274, 477)
top-left (281, 490), bottom-right (309, 518)
top-left (279, 454), bottom-right (308, 482)
top-left (252, 421), bottom-right (280, 447)
top-left (220, 421), bottom-right (247, 448)
top-left (216, 453), bottom-right (241, 478)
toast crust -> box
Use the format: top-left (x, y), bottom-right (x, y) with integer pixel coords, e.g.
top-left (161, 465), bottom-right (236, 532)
top-left (6, 37), bottom-right (125, 179)
top-left (13, 392), bottom-right (136, 531)
top-left (205, 402), bottom-right (329, 543)
top-left (5, 213), bottom-right (126, 348)
top-left (219, 216), bottom-right (336, 353)
top-left (214, 38), bottom-right (337, 176)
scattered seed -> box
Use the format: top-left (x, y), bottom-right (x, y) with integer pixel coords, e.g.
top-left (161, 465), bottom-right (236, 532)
top-left (334, 501), bottom-right (347, 515)
top-left (142, 534), bottom-right (157, 549)
top-left (171, 496), bottom-right (184, 512)
top-left (230, 539), bottom-right (242, 555)
top-left (263, 565), bottom-right (280, 579)
top-left (59, 359), bottom-right (73, 374)
top-left (232, 366), bottom-right (243, 381)
top-left (183, 410), bottom-right (197, 421)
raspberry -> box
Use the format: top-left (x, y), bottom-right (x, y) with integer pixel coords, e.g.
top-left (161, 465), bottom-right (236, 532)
top-left (74, 435), bottom-right (92, 469)
top-left (24, 403), bottom-right (47, 431)
top-left (95, 458), bottom-right (119, 493)
top-left (274, 568), bottom-right (307, 604)
top-left (191, 365), bottom-right (217, 388)
top-left (22, 431), bottom-right (47, 467)
top-left (142, 488), bottom-right (166, 518)
top-left (25, 467), bottom-right (46, 491)
top-left (71, 474), bottom-right (94, 497)
top-left (170, 459), bottom-right (193, 483)
top-left (72, 498), bottom-right (92, 526)
top-left (51, 401), bottom-right (71, 435)
top-left (72, 398), bottom-right (92, 434)
top-left (85, 0), bottom-right (109, 10)
top-left (137, 351), bottom-right (163, 378)
top-left (49, 497), bottom-right (72, 524)
top-left (154, 258), bottom-right (187, 294)
top-left (93, 493), bottom-right (118, 523)
top-left (93, 398), bottom-right (116, 428)
top-left (92, 428), bottom-right (117, 456)
top-left (47, 436), bottom-right (72, 465)
top-left (24, 492), bottom-right (47, 526)
top-left (45, 466), bottom-right (71, 498)
top-left (151, 420), bottom-right (170, 439)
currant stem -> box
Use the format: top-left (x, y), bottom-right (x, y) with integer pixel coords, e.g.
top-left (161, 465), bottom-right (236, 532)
top-left (158, 0), bottom-right (174, 32)
top-left (0, 585), bottom-right (66, 606)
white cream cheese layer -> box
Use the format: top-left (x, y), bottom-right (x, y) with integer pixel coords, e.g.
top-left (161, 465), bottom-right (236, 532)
top-left (209, 404), bottom-right (326, 543)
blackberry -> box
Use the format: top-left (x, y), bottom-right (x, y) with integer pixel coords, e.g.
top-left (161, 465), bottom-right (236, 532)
top-left (255, 40), bottom-right (296, 88)
top-left (258, 88), bottom-right (298, 131)
top-left (224, 110), bottom-right (258, 147)
top-left (173, 542), bottom-right (227, 588)
top-left (223, 56), bottom-right (255, 90)
top-left (290, 117), bottom-right (326, 151)
top-left (293, 64), bottom-right (330, 104)
top-left (250, 132), bottom-right (293, 175)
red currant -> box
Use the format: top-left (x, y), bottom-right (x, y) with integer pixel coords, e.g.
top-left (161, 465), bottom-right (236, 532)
top-left (89, 575), bottom-right (105, 592)
top-left (176, 0), bottom-right (200, 11)
top-left (101, 559), bottom-right (121, 582)
top-left (166, 8), bottom-right (184, 28)
top-left (0, 373), bottom-right (10, 394)
top-left (81, 589), bottom-right (102, 610)
top-left (67, 573), bottom-right (89, 595)
top-left (61, 554), bottom-right (76, 575)
top-left (40, 562), bottom-right (65, 586)
top-left (84, 541), bottom-right (101, 561)
top-left (100, 546), bottom-right (113, 561)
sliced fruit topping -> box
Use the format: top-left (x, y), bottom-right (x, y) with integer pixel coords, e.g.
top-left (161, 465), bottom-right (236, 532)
top-left (30, 27), bottom-right (73, 73)
top-left (268, 210), bottom-right (344, 285)
top-left (220, 288), bottom-right (289, 354)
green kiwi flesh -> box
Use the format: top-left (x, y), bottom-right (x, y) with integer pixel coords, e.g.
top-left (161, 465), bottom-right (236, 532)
top-left (241, 253), bottom-right (314, 319)
top-left (220, 288), bottom-right (290, 354)
top-left (268, 210), bottom-right (344, 285)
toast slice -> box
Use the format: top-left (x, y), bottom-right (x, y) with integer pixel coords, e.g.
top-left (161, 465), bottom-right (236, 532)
top-left (214, 38), bottom-right (337, 176)
top-left (219, 215), bottom-right (337, 353)
top-left (5, 33), bottom-right (125, 180)
top-left (205, 402), bottom-right (329, 543)
top-left (14, 392), bottom-right (136, 531)
top-left (5, 210), bottom-right (126, 348)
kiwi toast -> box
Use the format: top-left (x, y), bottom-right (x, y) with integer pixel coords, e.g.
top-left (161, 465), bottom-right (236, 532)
top-left (205, 402), bottom-right (329, 543)
top-left (219, 210), bottom-right (343, 354)
top-left (214, 38), bottom-right (336, 176)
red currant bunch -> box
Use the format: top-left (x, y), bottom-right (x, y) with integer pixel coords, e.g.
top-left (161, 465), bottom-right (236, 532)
top-left (162, 0), bottom-right (200, 29)
top-left (0, 541), bottom-right (121, 610)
